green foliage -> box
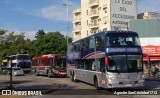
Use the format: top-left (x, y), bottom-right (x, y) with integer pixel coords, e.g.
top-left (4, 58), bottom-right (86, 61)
top-left (0, 30), bottom-right (33, 60)
top-left (0, 29), bottom-right (72, 62)
top-left (33, 31), bottom-right (68, 57)
top-left (35, 29), bottom-right (46, 39)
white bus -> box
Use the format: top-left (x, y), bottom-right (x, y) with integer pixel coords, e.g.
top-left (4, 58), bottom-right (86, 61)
top-left (8, 54), bottom-right (31, 73)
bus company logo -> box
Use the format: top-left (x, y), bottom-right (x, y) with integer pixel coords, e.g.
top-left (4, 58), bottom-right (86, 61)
top-left (107, 48), bottom-right (126, 53)
top-left (107, 48), bottom-right (140, 53)
top-left (76, 71), bottom-right (87, 77)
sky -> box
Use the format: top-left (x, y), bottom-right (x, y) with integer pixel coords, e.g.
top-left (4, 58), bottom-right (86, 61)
top-left (0, 0), bottom-right (159, 40)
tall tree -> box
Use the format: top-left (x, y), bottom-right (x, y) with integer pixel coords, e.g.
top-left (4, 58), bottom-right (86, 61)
top-left (33, 31), bottom-right (67, 57)
top-left (35, 29), bottom-right (46, 39)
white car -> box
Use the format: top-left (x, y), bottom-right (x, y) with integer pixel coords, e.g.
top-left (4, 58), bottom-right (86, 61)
top-left (8, 67), bottom-right (24, 76)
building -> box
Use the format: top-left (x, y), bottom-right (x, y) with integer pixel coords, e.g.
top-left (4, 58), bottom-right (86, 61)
top-left (73, 0), bottom-right (137, 41)
top-left (138, 12), bottom-right (160, 19)
top-left (129, 19), bottom-right (160, 73)
top-left (129, 19), bottom-right (160, 46)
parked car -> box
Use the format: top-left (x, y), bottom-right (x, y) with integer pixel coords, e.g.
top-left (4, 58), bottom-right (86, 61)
top-left (8, 67), bottom-right (24, 76)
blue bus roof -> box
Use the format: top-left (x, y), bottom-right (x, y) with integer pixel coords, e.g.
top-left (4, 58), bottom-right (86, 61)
top-left (70, 30), bottom-right (138, 44)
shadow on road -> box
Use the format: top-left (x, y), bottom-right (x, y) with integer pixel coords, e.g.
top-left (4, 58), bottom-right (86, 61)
top-left (1, 80), bottom-right (32, 85)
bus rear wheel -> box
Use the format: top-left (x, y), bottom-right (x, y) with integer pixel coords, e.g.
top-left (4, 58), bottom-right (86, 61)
top-left (71, 72), bottom-right (78, 82)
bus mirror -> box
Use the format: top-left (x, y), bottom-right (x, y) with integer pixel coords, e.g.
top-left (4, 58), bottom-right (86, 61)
top-left (105, 55), bottom-right (108, 67)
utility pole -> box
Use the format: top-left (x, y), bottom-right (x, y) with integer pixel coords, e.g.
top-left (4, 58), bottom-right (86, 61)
top-left (7, 56), bottom-right (14, 91)
top-left (63, 0), bottom-right (72, 45)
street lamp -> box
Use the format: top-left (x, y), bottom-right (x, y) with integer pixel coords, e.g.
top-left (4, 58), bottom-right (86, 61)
top-left (63, 0), bottom-right (72, 45)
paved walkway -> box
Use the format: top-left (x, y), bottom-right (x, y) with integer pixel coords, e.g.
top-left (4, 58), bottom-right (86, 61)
top-left (146, 77), bottom-right (160, 81)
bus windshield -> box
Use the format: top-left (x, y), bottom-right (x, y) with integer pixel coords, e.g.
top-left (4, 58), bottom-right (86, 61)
top-left (107, 55), bottom-right (143, 73)
top-left (106, 33), bottom-right (141, 47)
top-left (18, 62), bottom-right (31, 68)
top-left (55, 58), bottom-right (66, 71)
top-left (17, 55), bottom-right (30, 60)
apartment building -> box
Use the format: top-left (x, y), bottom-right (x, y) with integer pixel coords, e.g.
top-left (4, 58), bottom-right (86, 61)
top-left (73, 0), bottom-right (137, 41)
top-left (138, 12), bottom-right (160, 19)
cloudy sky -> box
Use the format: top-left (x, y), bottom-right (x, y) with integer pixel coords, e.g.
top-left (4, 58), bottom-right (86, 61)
top-left (0, 0), bottom-right (159, 40)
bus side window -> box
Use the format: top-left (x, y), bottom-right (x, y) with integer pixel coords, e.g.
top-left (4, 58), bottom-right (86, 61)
top-left (73, 42), bottom-right (81, 52)
top-left (86, 38), bottom-right (89, 49)
top-left (89, 37), bottom-right (94, 49)
top-left (81, 39), bottom-right (86, 51)
top-left (95, 35), bottom-right (104, 48)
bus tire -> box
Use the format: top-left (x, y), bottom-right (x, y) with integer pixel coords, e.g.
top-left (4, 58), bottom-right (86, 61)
top-left (71, 72), bottom-right (74, 81)
top-left (36, 71), bottom-right (39, 76)
top-left (94, 77), bottom-right (101, 90)
top-left (71, 72), bottom-right (78, 82)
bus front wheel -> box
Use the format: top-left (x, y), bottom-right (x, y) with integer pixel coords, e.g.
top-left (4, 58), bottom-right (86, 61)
top-left (36, 71), bottom-right (39, 76)
top-left (94, 77), bottom-right (101, 90)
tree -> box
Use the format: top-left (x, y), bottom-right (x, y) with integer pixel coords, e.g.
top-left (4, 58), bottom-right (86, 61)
top-left (0, 31), bottom-right (33, 60)
top-left (32, 31), bottom-right (67, 57)
top-left (0, 29), bottom-right (7, 35)
top-left (35, 29), bottom-right (46, 39)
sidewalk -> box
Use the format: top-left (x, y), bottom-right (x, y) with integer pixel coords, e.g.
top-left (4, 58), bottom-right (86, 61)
top-left (145, 77), bottom-right (160, 81)
top-left (0, 81), bottom-right (10, 90)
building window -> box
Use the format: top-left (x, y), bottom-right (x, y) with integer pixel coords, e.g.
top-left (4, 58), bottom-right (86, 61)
top-left (87, 20), bottom-right (88, 25)
top-left (87, 10), bottom-right (88, 15)
top-left (103, 16), bottom-right (108, 24)
top-left (103, 4), bottom-right (107, 13)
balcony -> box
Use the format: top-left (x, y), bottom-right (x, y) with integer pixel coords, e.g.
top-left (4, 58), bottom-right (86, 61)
top-left (89, 0), bottom-right (99, 8)
top-left (89, 23), bottom-right (99, 29)
top-left (73, 17), bottom-right (81, 23)
top-left (73, 8), bottom-right (81, 14)
top-left (73, 26), bottom-right (81, 33)
top-left (89, 10), bottom-right (99, 18)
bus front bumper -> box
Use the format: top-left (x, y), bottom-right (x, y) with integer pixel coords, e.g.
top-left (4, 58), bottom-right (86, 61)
top-left (107, 80), bottom-right (145, 88)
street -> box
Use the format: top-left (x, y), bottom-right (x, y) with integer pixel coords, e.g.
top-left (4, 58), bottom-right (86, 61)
top-left (0, 74), bottom-right (160, 98)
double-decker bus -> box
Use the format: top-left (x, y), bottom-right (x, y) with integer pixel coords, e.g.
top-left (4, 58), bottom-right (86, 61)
top-left (8, 54), bottom-right (31, 73)
top-left (67, 30), bottom-right (144, 89)
top-left (32, 54), bottom-right (66, 78)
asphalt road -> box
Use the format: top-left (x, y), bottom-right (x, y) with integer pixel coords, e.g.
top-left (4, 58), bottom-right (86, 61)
top-left (0, 74), bottom-right (159, 98)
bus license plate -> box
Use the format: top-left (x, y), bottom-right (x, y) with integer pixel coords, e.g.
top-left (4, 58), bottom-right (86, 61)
top-left (125, 84), bottom-right (132, 86)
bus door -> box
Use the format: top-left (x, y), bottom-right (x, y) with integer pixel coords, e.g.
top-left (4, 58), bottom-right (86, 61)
top-left (96, 57), bottom-right (107, 87)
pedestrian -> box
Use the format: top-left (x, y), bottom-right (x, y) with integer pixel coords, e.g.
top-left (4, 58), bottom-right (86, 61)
top-left (151, 65), bottom-right (159, 76)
